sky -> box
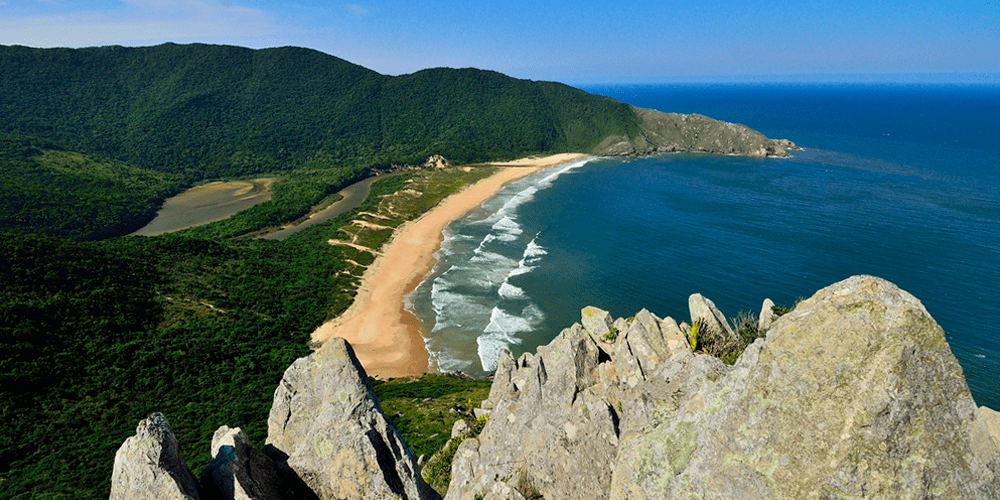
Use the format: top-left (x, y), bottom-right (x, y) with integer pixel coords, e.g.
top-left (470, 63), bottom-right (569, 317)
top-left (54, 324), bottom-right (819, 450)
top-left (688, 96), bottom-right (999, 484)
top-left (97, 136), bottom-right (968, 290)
top-left (0, 0), bottom-right (997, 84)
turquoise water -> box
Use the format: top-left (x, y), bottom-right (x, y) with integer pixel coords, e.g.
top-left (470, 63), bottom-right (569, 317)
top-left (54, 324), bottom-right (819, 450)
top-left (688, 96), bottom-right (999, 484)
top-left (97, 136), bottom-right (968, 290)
top-left (408, 84), bottom-right (1000, 410)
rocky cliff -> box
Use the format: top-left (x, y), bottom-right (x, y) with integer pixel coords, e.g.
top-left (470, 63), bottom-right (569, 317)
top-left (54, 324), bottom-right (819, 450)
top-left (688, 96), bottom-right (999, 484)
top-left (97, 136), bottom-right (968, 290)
top-left (593, 106), bottom-right (797, 158)
top-left (111, 276), bottom-right (999, 499)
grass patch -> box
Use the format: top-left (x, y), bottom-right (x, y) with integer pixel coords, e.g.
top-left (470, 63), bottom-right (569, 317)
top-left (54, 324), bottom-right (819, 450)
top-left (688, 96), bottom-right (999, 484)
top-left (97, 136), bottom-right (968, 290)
top-left (686, 310), bottom-right (767, 365)
top-left (371, 374), bottom-right (492, 459)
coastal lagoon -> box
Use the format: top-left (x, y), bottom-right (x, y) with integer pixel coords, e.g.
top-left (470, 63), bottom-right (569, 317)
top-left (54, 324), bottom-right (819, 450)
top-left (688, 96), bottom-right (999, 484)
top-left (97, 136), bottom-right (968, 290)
top-left (408, 83), bottom-right (1000, 410)
top-left (131, 179), bottom-right (274, 236)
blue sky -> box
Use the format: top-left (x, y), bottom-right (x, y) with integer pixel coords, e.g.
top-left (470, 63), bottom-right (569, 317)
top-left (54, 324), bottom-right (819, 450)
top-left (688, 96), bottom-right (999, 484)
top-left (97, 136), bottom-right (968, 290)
top-left (1, 0), bottom-right (997, 83)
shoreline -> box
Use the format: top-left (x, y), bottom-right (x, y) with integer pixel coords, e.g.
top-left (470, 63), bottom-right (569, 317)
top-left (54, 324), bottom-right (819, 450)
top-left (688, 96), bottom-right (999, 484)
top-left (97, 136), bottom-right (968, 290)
top-left (311, 153), bottom-right (589, 378)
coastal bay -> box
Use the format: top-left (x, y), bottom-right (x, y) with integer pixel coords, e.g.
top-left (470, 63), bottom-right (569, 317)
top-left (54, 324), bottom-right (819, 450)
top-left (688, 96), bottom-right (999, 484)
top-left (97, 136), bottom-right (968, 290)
top-left (311, 153), bottom-right (587, 378)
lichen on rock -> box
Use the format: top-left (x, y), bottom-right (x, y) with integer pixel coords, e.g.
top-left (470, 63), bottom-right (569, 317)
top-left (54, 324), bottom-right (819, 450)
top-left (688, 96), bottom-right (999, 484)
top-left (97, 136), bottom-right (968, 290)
top-left (266, 337), bottom-right (439, 500)
top-left (448, 275), bottom-right (1000, 499)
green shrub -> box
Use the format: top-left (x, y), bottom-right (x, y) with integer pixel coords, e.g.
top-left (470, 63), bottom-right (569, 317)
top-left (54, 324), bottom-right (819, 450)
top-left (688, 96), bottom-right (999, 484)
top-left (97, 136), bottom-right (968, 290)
top-left (687, 311), bottom-right (765, 366)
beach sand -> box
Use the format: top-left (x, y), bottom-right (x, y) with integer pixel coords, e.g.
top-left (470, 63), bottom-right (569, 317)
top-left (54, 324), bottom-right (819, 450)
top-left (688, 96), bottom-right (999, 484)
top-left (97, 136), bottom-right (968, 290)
top-left (311, 153), bottom-right (589, 378)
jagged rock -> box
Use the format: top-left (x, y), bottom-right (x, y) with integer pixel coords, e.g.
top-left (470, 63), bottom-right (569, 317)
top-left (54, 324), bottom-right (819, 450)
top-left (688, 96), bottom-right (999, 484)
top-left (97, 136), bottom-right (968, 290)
top-left (452, 276), bottom-right (1000, 499)
top-left (582, 306), bottom-right (614, 338)
top-left (266, 337), bottom-right (439, 500)
top-left (758, 297), bottom-right (776, 331)
top-left (110, 413), bottom-right (201, 500)
top-left (687, 292), bottom-right (734, 338)
top-left (446, 308), bottom-right (692, 500)
top-left (622, 275), bottom-right (1000, 498)
top-left (203, 426), bottom-right (282, 500)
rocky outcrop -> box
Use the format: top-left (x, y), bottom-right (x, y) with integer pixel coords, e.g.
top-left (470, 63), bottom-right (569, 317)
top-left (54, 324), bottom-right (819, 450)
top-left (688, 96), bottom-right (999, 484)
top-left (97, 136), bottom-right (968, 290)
top-left (687, 293), bottom-right (734, 338)
top-left (266, 337), bottom-right (439, 500)
top-left (110, 276), bottom-right (999, 499)
top-left (203, 426), bottom-right (283, 500)
top-left (592, 106), bottom-right (798, 158)
top-left (109, 413), bottom-right (201, 500)
top-left (757, 297), bottom-right (776, 331)
top-left (447, 276), bottom-right (1000, 499)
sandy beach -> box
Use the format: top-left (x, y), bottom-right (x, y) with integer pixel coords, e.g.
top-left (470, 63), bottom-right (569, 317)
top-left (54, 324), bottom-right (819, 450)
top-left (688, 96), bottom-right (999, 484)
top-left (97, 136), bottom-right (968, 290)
top-left (312, 153), bottom-right (588, 378)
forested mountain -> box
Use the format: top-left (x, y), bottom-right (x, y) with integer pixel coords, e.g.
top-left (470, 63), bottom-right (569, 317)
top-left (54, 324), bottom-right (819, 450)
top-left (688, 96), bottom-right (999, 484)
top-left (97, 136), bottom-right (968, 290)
top-left (0, 43), bottom-right (638, 179)
top-left (0, 43), bottom-right (640, 239)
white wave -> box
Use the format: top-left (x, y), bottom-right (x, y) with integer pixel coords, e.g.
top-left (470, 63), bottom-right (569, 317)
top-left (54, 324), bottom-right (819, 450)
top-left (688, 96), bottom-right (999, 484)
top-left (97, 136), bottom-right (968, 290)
top-left (475, 157), bottom-right (593, 228)
top-left (498, 281), bottom-right (526, 299)
top-left (470, 248), bottom-right (516, 267)
top-left (477, 304), bottom-right (546, 372)
top-left (477, 334), bottom-right (512, 372)
top-left (523, 237), bottom-right (547, 260)
top-left (504, 236), bottom-right (547, 278)
top-left (483, 306), bottom-right (533, 334)
top-left (509, 262), bottom-right (535, 277)
top-left (480, 233), bottom-right (498, 246)
top-left (430, 281), bottom-right (491, 332)
top-left (477, 307), bottom-right (527, 372)
top-left (430, 281), bottom-right (461, 315)
top-left (490, 216), bottom-right (523, 242)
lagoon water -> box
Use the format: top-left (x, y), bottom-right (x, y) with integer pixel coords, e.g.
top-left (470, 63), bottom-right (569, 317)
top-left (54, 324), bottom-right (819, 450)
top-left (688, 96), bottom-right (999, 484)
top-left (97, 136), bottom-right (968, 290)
top-left (408, 84), bottom-right (1000, 410)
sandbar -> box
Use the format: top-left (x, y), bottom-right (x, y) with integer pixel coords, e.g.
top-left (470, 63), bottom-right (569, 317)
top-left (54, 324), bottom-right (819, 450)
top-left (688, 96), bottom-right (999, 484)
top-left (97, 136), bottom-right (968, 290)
top-left (311, 153), bottom-right (589, 378)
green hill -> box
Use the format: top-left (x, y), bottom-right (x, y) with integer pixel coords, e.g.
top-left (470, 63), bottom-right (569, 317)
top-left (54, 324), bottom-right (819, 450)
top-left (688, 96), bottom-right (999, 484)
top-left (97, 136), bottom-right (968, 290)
top-left (0, 43), bottom-right (637, 178)
top-left (0, 43), bottom-right (638, 239)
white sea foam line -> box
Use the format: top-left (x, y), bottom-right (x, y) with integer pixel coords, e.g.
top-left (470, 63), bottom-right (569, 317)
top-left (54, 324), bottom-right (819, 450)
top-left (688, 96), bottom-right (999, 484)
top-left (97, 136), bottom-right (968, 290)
top-left (524, 237), bottom-right (547, 258)
top-left (498, 281), bottom-right (526, 299)
top-left (431, 158), bottom-right (596, 372)
top-left (470, 249), bottom-right (517, 268)
top-left (477, 304), bottom-right (546, 372)
top-left (492, 215), bottom-right (522, 233)
top-left (431, 289), bottom-right (491, 332)
top-left (477, 157), bottom-right (593, 227)
top-left (483, 306), bottom-right (533, 336)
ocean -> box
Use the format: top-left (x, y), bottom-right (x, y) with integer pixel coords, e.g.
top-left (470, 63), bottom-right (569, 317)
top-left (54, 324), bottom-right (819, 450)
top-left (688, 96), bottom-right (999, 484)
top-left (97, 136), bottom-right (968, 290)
top-left (406, 83), bottom-right (1000, 410)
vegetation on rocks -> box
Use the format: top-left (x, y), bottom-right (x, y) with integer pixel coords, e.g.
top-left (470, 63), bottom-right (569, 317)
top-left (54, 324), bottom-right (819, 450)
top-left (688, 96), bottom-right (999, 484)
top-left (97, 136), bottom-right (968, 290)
top-left (371, 374), bottom-right (492, 460)
top-left (685, 310), bottom-right (768, 365)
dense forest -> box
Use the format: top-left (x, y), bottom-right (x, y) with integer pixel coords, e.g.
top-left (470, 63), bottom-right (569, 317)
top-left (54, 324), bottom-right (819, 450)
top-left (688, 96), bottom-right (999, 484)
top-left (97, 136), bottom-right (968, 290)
top-left (0, 42), bottom-right (646, 498)
top-left (0, 43), bottom-right (640, 239)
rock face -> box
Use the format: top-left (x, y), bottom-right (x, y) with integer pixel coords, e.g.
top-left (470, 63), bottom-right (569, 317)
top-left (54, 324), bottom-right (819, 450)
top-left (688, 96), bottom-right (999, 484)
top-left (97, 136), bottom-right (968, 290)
top-left (109, 413), bottom-right (201, 500)
top-left (266, 337), bottom-right (439, 500)
top-left (203, 426), bottom-right (283, 500)
top-left (110, 276), bottom-right (999, 499)
top-left (592, 107), bottom-right (798, 158)
top-left (447, 276), bottom-right (1000, 499)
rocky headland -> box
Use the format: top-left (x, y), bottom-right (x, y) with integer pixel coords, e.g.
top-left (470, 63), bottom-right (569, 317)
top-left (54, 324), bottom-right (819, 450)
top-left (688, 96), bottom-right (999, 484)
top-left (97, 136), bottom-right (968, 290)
top-left (595, 106), bottom-right (798, 158)
top-left (110, 276), bottom-right (999, 499)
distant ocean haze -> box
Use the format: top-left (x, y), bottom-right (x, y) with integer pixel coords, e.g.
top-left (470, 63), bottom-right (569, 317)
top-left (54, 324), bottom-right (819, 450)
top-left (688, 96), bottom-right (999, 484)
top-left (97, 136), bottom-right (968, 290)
top-left (407, 83), bottom-right (1000, 410)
